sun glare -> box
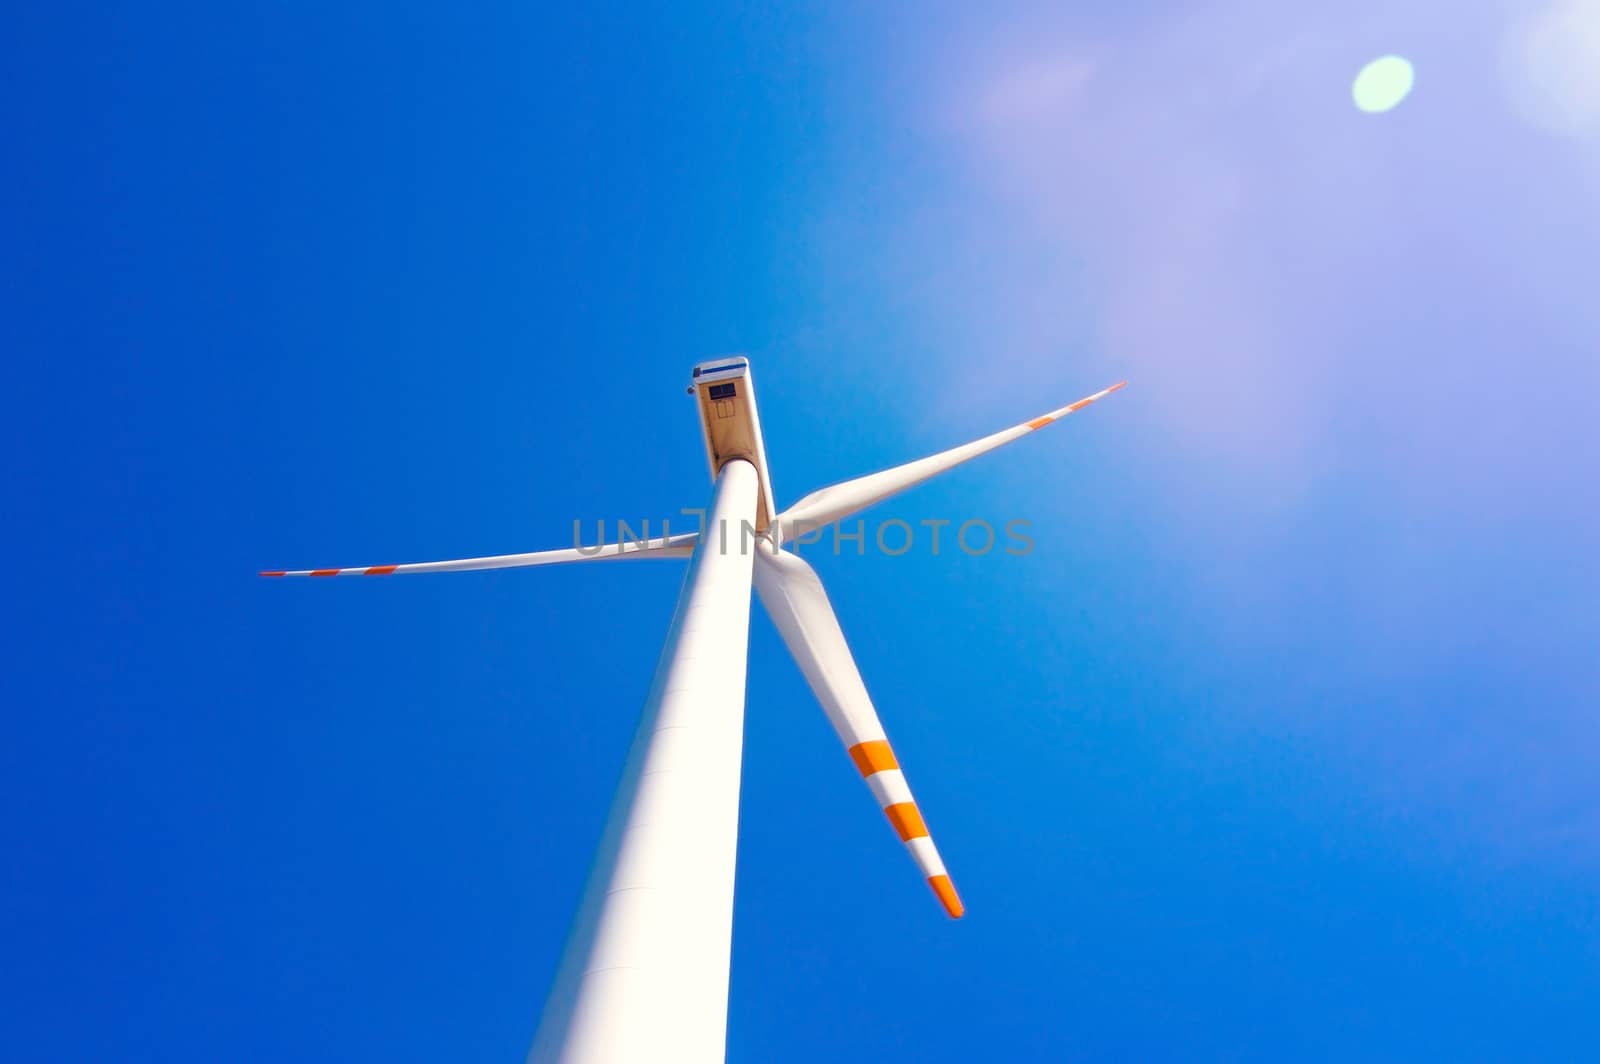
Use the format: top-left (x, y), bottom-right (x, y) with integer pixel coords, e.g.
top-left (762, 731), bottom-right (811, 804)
top-left (1353, 55), bottom-right (1415, 113)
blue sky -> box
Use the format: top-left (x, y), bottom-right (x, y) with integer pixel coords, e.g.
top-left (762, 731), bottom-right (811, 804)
top-left (5, 2), bottom-right (1598, 1060)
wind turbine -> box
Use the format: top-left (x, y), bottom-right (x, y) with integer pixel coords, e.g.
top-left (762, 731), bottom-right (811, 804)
top-left (262, 358), bottom-right (1125, 1063)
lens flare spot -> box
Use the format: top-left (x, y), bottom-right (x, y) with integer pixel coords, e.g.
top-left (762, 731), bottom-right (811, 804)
top-left (1352, 55), bottom-right (1415, 113)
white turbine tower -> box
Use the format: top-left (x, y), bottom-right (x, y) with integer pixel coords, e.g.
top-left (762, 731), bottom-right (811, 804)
top-left (263, 358), bottom-right (1125, 1063)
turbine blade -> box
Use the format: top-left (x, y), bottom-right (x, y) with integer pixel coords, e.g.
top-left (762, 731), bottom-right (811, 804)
top-left (259, 532), bottom-right (698, 577)
top-left (753, 543), bottom-right (964, 918)
top-left (777, 381), bottom-right (1125, 538)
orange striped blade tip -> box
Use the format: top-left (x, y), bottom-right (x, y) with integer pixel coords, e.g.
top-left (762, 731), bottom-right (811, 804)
top-left (884, 802), bottom-right (929, 841)
top-left (259, 565), bottom-right (397, 577)
top-left (1027, 381), bottom-right (1126, 429)
top-left (848, 740), bottom-right (898, 777)
top-left (1066, 380), bottom-right (1128, 413)
top-left (928, 874), bottom-right (964, 919)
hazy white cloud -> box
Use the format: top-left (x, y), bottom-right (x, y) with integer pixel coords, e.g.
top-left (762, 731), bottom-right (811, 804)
top-left (913, 0), bottom-right (1599, 488)
top-left (942, 18), bottom-right (1362, 472)
top-left (1503, 0), bottom-right (1600, 140)
top-left (975, 54), bottom-right (1097, 128)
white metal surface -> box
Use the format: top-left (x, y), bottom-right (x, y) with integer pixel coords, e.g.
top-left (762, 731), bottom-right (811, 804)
top-left (753, 541), bottom-right (963, 917)
top-left (528, 459), bottom-right (760, 1064)
top-left (776, 381), bottom-right (1126, 541)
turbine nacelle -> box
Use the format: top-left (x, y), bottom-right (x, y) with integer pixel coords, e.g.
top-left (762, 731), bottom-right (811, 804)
top-left (689, 357), bottom-right (778, 535)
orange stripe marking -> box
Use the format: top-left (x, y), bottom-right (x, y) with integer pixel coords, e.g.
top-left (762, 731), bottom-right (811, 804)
top-left (365, 565), bottom-right (397, 575)
top-left (310, 569), bottom-right (340, 577)
top-left (1066, 398), bottom-right (1093, 412)
top-left (928, 874), bottom-right (964, 918)
top-left (848, 740), bottom-right (898, 777)
top-left (259, 571), bottom-right (286, 577)
top-left (884, 802), bottom-right (928, 841)
top-left (1026, 416), bottom-right (1053, 429)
